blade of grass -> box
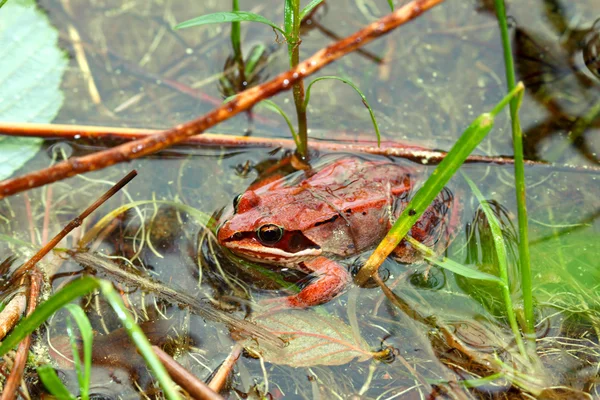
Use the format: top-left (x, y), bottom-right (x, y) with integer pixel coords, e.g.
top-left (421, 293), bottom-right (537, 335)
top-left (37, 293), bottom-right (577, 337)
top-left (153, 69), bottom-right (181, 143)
top-left (0, 277), bottom-right (181, 399)
top-left (387, 0), bottom-right (394, 11)
top-left (63, 304), bottom-right (92, 400)
top-left (494, 0), bottom-right (534, 337)
top-left (299, 0), bottom-right (325, 20)
top-left (0, 277), bottom-right (99, 355)
top-left (462, 173), bottom-right (527, 358)
top-left (405, 236), bottom-right (504, 284)
top-left (37, 365), bottom-right (76, 400)
top-left (304, 76), bottom-right (381, 145)
top-left (260, 100), bottom-right (300, 148)
top-left (97, 280), bottom-right (180, 399)
top-left (175, 12), bottom-right (288, 41)
top-left (355, 82), bottom-right (524, 285)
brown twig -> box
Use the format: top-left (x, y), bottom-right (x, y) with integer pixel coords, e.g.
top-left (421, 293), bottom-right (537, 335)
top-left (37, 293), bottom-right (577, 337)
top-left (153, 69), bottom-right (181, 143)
top-left (1, 271), bottom-right (42, 400)
top-left (0, 0), bottom-right (445, 199)
top-left (152, 345), bottom-right (224, 400)
top-left (11, 170), bottom-right (137, 279)
top-left (0, 295), bottom-right (26, 342)
top-left (207, 344), bottom-right (243, 393)
top-left (4, 121), bottom-right (599, 175)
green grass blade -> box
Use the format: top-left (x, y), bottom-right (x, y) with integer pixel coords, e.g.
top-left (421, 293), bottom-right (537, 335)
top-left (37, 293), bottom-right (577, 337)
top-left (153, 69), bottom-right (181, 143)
top-left (356, 83), bottom-right (524, 284)
top-left (0, 277), bottom-right (99, 356)
top-left (97, 280), bottom-right (180, 399)
top-left (463, 173), bottom-right (527, 358)
top-left (387, 0), bottom-right (394, 11)
top-left (299, 0), bottom-right (324, 20)
top-left (63, 304), bottom-right (93, 400)
top-left (304, 76), bottom-right (381, 145)
top-left (38, 365), bottom-right (76, 400)
top-left (175, 11), bottom-right (287, 39)
top-left (494, 0), bottom-right (534, 336)
top-left (260, 100), bottom-right (300, 148)
top-left (405, 237), bottom-right (504, 284)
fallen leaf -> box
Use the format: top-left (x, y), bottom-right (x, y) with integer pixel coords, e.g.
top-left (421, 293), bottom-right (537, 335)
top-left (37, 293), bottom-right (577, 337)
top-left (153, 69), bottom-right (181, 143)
top-left (244, 309), bottom-right (373, 367)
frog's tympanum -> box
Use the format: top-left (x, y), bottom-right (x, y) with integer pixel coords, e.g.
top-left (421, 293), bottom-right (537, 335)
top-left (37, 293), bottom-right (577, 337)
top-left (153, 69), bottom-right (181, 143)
top-left (217, 155), bottom-right (461, 308)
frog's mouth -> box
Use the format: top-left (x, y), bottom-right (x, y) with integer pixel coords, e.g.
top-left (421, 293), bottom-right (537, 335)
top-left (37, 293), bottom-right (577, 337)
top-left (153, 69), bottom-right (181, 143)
top-left (221, 230), bottom-right (321, 263)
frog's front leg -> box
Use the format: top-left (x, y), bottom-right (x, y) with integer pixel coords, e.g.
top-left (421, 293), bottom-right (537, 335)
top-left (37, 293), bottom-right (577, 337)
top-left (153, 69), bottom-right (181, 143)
top-left (284, 256), bottom-right (351, 308)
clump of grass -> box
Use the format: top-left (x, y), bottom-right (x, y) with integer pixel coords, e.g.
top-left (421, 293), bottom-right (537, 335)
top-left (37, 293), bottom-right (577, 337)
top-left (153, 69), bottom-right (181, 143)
top-left (175, 0), bottom-right (385, 160)
top-left (493, 0), bottom-right (534, 338)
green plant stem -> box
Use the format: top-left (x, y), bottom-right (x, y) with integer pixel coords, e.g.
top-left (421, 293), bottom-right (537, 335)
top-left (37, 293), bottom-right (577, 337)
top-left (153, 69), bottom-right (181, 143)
top-left (286, 0), bottom-right (308, 159)
top-left (463, 174), bottom-right (527, 359)
top-left (230, 0), bottom-right (247, 89)
top-left (494, 0), bottom-right (534, 338)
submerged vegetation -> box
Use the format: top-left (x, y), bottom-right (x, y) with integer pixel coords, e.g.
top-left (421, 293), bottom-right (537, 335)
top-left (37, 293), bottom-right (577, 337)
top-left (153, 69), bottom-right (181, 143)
top-left (0, 0), bottom-right (598, 399)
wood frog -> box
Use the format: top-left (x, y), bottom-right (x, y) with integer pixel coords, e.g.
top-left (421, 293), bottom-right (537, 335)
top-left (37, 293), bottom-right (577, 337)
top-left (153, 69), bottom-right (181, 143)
top-left (217, 155), bottom-right (461, 308)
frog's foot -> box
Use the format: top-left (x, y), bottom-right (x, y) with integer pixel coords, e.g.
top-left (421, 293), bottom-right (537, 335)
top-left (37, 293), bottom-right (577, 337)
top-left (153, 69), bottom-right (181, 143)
top-left (263, 257), bottom-right (351, 310)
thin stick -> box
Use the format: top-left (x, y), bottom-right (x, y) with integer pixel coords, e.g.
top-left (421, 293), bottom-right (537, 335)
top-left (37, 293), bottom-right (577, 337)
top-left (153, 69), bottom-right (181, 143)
top-left (12, 170), bottom-right (137, 278)
top-left (208, 344), bottom-right (243, 392)
top-left (0, 271), bottom-right (42, 400)
top-left (0, 0), bottom-right (445, 199)
top-left (4, 121), bottom-right (597, 173)
top-left (152, 346), bottom-right (224, 400)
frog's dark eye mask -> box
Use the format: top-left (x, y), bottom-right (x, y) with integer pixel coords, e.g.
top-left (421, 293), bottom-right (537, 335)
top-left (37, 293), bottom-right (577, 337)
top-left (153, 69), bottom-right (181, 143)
top-left (224, 226), bottom-right (319, 254)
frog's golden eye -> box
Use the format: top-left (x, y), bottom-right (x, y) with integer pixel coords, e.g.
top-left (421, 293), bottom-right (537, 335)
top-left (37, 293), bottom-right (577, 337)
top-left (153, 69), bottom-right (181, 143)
top-left (256, 224), bottom-right (284, 245)
top-left (233, 194), bottom-right (242, 213)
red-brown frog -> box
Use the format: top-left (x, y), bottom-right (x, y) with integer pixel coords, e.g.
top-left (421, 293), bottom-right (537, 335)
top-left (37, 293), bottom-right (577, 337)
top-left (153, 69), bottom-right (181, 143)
top-left (217, 155), bottom-right (461, 308)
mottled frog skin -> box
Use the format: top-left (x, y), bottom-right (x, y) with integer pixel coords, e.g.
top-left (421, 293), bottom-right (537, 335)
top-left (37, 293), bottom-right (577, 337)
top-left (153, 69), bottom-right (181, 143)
top-left (217, 155), bottom-right (461, 308)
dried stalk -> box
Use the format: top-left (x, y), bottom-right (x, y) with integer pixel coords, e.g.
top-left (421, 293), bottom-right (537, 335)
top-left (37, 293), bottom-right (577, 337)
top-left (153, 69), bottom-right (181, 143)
top-left (152, 346), bottom-right (224, 400)
top-left (4, 121), bottom-right (597, 173)
top-left (1, 271), bottom-right (42, 400)
top-left (0, 0), bottom-right (445, 199)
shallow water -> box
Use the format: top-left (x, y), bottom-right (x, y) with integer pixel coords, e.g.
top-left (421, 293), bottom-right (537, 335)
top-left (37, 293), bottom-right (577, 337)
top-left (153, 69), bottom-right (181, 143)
top-left (1, 0), bottom-right (599, 398)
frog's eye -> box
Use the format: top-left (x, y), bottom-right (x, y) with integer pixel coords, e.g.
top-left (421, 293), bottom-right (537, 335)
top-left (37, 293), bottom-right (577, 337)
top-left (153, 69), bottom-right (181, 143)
top-left (233, 194), bottom-right (242, 213)
top-left (256, 224), bottom-right (284, 245)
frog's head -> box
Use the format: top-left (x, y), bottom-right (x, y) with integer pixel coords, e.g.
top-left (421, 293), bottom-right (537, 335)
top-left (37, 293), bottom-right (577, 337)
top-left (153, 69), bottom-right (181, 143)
top-left (217, 190), bottom-right (322, 264)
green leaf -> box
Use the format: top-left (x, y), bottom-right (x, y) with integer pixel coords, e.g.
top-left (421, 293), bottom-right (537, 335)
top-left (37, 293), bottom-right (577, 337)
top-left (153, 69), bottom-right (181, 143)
top-left (304, 76), bottom-right (381, 145)
top-left (247, 310), bottom-right (372, 367)
top-left (63, 304), bottom-right (93, 400)
top-left (0, 1), bottom-right (67, 180)
top-left (38, 365), bottom-right (76, 400)
top-left (175, 11), bottom-right (287, 39)
top-left (387, 0), bottom-right (394, 11)
top-left (0, 0), bottom-right (8, 9)
top-left (299, 0), bottom-right (324, 20)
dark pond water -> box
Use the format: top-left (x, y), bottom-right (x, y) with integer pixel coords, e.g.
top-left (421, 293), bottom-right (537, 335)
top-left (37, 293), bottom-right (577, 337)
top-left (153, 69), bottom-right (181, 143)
top-left (0, 0), bottom-right (598, 398)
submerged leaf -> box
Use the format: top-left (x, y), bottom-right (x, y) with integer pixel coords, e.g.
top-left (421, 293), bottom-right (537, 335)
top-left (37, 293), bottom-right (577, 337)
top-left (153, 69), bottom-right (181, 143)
top-left (0, 1), bottom-right (67, 179)
top-left (246, 310), bottom-right (372, 367)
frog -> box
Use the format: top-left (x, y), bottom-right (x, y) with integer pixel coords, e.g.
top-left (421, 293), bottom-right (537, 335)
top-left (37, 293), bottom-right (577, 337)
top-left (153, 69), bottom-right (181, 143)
top-left (217, 155), bottom-right (461, 308)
